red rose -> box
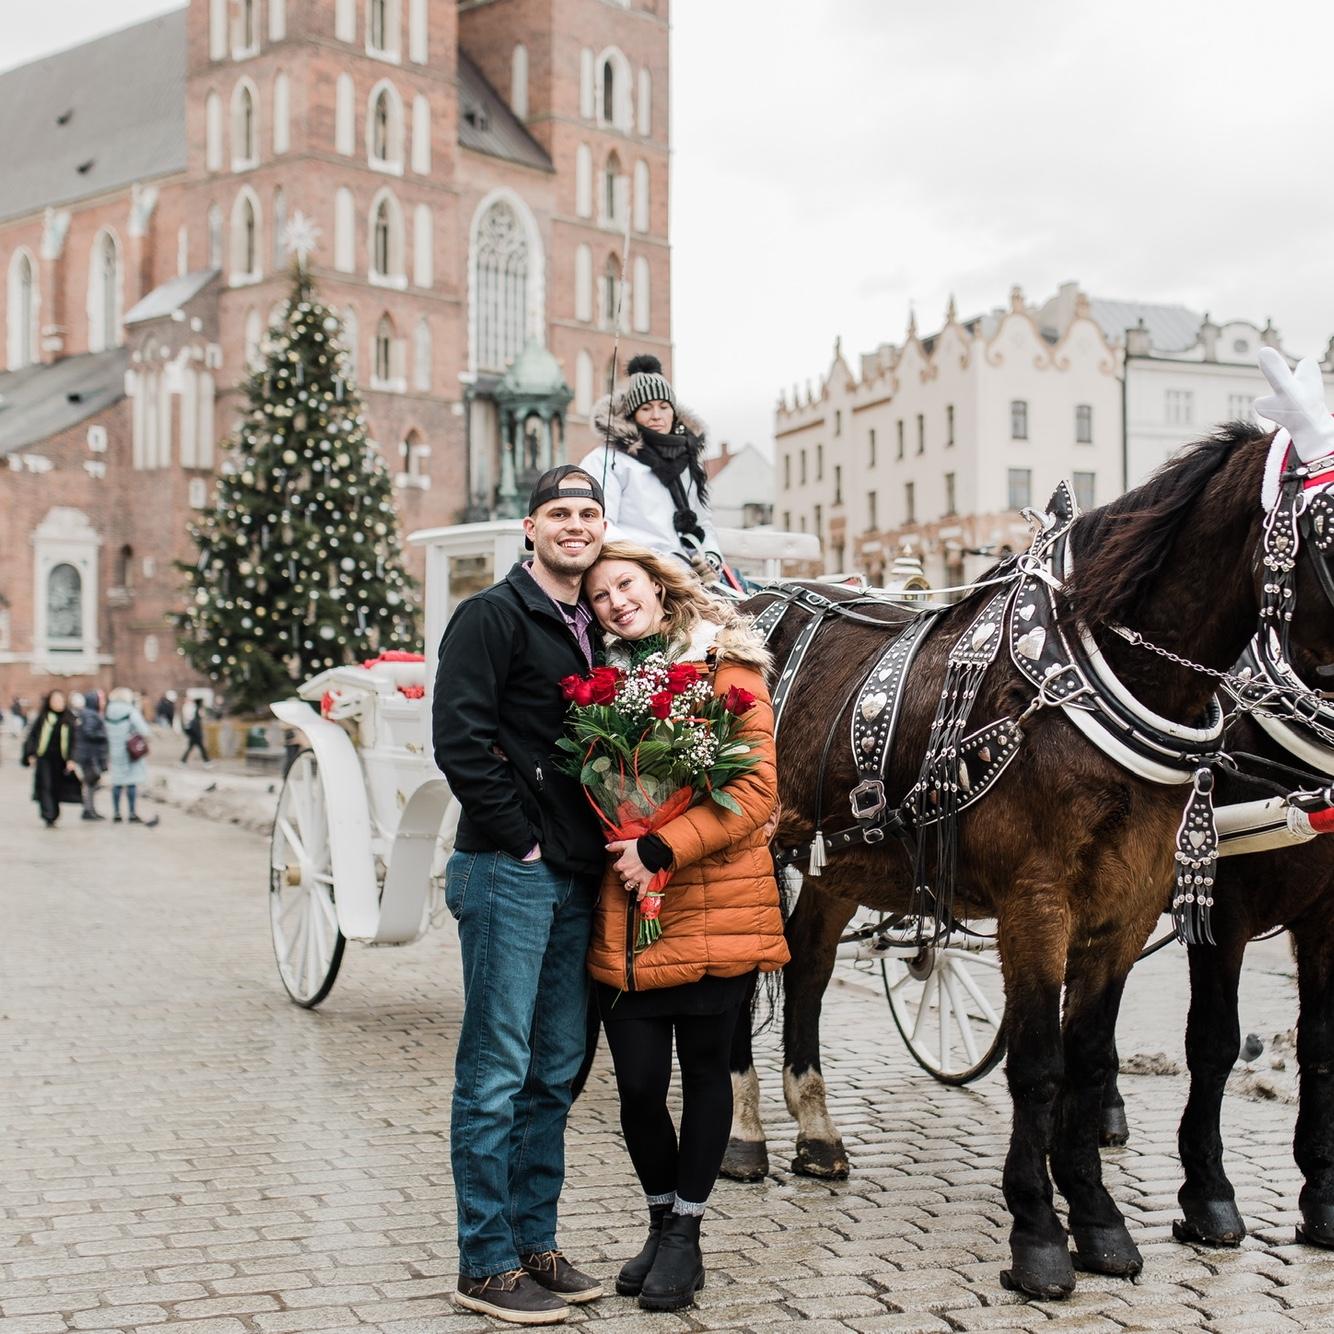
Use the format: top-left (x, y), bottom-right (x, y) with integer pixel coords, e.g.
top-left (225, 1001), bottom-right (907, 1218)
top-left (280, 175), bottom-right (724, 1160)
top-left (665, 663), bottom-right (701, 695)
top-left (588, 666), bottom-right (622, 705)
top-left (561, 673), bottom-right (597, 707)
top-left (649, 690), bottom-right (675, 720)
top-left (723, 685), bottom-right (757, 716)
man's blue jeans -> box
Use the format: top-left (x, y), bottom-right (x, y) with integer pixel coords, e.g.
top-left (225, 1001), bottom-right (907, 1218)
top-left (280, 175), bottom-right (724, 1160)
top-left (445, 849), bottom-right (596, 1278)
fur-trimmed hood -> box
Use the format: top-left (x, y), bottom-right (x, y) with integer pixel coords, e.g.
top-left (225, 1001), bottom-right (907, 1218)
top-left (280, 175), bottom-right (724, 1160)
top-left (606, 616), bottom-right (773, 677)
top-left (591, 392), bottom-right (709, 455)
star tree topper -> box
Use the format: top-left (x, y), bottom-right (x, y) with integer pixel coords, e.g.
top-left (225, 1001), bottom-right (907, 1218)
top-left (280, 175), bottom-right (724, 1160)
top-left (282, 210), bottom-right (321, 270)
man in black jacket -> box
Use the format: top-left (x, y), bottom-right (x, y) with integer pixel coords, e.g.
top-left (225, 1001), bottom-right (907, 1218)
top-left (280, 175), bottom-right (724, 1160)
top-left (435, 466), bottom-right (608, 1324)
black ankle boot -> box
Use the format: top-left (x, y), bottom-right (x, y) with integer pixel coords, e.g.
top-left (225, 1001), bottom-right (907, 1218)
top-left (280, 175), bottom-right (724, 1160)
top-left (616, 1203), bottom-right (673, 1296)
top-left (639, 1212), bottom-right (704, 1311)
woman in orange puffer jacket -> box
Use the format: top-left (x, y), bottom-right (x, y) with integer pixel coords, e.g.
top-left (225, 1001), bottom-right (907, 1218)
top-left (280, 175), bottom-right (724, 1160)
top-left (579, 541), bottom-right (788, 1312)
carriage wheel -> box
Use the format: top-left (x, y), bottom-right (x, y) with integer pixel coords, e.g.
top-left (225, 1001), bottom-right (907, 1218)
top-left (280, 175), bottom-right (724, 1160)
top-left (270, 749), bottom-right (346, 1008)
top-left (881, 928), bottom-right (1006, 1084)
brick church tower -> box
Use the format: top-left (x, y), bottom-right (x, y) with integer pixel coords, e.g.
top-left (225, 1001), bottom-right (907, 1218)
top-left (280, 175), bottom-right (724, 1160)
top-left (0, 0), bottom-right (671, 701)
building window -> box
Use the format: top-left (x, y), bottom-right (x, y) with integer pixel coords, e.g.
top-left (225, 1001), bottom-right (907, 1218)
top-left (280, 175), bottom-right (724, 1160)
top-left (602, 254), bottom-right (620, 327)
top-left (603, 151), bottom-right (624, 227)
top-left (409, 0), bottom-right (427, 61)
top-left (335, 0), bottom-right (355, 41)
top-left (574, 244), bottom-right (592, 322)
top-left (235, 0), bottom-right (258, 55)
top-left (783, 510), bottom-right (791, 530)
top-left (368, 0), bottom-right (400, 57)
top-left (946, 403), bottom-right (955, 447)
top-left (374, 313), bottom-right (395, 383)
top-left (904, 481), bottom-right (915, 524)
top-left (916, 412), bottom-right (925, 455)
top-left (944, 471), bottom-right (956, 515)
top-left (273, 71), bottom-right (290, 153)
top-left (799, 449), bottom-right (807, 485)
top-left (7, 249), bottom-right (36, 369)
top-left (834, 409), bottom-right (842, 437)
top-left (868, 428), bottom-right (876, 466)
top-left (814, 503), bottom-right (823, 539)
top-left (896, 419), bottom-right (904, 460)
top-left (368, 83), bottom-right (404, 170)
top-left (596, 47), bottom-right (631, 130)
top-left (88, 230), bottom-right (122, 351)
top-left (336, 73), bottom-right (355, 153)
top-left (208, 204), bottom-right (223, 268)
top-left (637, 67), bottom-right (651, 135)
top-left (369, 190), bottom-right (404, 282)
top-left (1227, 393), bottom-right (1253, 424)
top-left (270, 0), bottom-right (287, 40)
top-left (206, 91), bottom-right (223, 170)
top-left (1072, 471), bottom-right (1096, 510)
top-left (511, 43), bottom-right (529, 119)
top-left (1010, 399), bottom-right (1028, 440)
top-left (231, 190), bottom-right (260, 280)
top-left (1075, 403), bottom-right (1093, 444)
top-left (1007, 467), bottom-right (1032, 510)
top-left (334, 187), bottom-right (355, 271)
top-left (1165, 389), bottom-right (1194, 425)
top-left (473, 198), bottom-right (530, 372)
top-left (413, 317), bottom-right (432, 391)
top-left (632, 255), bottom-right (650, 334)
top-left (833, 464), bottom-right (842, 504)
top-left (210, 0), bottom-right (227, 59)
top-left (816, 443), bottom-right (823, 481)
top-left (867, 491), bottom-right (877, 530)
top-left (783, 454), bottom-right (791, 489)
top-left (579, 48), bottom-right (595, 119)
top-left (273, 186), bottom-right (286, 265)
top-left (633, 160), bottom-right (650, 233)
top-left (413, 203), bottom-right (433, 287)
top-left (232, 80), bottom-right (258, 168)
top-left (47, 564), bottom-right (84, 646)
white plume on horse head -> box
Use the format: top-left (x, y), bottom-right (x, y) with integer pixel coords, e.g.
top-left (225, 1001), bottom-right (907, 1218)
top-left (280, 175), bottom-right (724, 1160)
top-left (1254, 346), bottom-right (1334, 465)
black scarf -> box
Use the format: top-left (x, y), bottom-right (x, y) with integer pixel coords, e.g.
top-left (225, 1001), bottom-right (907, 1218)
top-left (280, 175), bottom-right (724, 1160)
top-left (633, 424), bottom-right (710, 546)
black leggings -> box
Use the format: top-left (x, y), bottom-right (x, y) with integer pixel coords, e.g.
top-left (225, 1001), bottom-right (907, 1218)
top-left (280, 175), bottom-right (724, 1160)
top-left (602, 1009), bottom-right (739, 1205)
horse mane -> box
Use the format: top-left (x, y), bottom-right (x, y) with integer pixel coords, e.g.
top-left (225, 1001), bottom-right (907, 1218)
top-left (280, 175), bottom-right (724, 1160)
top-left (1061, 420), bottom-right (1267, 629)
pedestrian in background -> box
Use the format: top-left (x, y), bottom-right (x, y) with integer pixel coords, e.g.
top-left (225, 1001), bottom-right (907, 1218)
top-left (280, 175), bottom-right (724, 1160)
top-left (21, 691), bottom-right (79, 827)
top-left (154, 691), bottom-right (177, 729)
top-left (71, 690), bottom-right (109, 821)
top-left (105, 687), bottom-right (156, 825)
top-left (181, 701), bottom-right (211, 766)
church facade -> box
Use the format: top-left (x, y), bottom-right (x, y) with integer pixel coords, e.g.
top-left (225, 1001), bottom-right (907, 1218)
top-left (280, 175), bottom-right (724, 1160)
top-left (0, 0), bottom-right (671, 702)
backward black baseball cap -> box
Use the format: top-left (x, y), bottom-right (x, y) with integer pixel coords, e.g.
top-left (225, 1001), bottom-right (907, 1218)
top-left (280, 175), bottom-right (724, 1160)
top-left (524, 465), bottom-right (606, 549)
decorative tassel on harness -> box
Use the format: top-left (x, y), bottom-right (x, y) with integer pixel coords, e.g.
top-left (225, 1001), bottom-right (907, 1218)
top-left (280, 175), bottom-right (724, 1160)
top-left (808, 828), bottom-right (827, 877)
top-left (1172, 767), bottom-right (1218, 945)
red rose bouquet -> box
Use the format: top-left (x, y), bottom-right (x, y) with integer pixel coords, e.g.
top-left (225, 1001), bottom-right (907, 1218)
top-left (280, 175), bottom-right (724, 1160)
top-left (556, 648), bottom-right (760, 950)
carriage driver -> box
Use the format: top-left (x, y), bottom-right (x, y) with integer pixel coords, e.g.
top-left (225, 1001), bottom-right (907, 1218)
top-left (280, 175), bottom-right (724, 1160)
top-left (434, 466), bottom-right (609, 1324)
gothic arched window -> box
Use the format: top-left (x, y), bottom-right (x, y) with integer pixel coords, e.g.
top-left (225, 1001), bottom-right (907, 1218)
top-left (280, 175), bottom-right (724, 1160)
top-left (373, 89), bottom-right (390, 159)
top-left (375, 313), bottom-right (394, 382)
top-left (239, 0), bottom-right (257, 51)
top-left (473, 199), bottom-right (529, 372)
top-left (241, 195), bottom-right (257, 274)
top-left (370, 0), bottom-right (388, 51)
top-left (47, 564), bottom-right (83, 644)
top-left (373, 199), bottom-right (391, 276)
top-left (604, 151), bottom-right (622, 226)
top-left (602, 61), bottom-right (615, 127)
top-left (89, 231), bottom-right (121, 351)
top-left (9, 251), bottom-right (35, 368)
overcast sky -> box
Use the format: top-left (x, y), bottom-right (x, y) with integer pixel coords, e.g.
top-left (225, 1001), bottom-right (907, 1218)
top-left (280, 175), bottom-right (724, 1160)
top-left (9, 2), bottom-right (1334, 455)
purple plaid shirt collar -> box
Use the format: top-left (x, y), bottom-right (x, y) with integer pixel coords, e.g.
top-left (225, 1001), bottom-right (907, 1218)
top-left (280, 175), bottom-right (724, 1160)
top-left (523, 561), bottom-right (595, 667)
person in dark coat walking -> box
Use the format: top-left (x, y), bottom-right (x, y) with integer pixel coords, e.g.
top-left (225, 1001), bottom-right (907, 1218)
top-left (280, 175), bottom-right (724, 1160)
top-left (71, 690), bottom-right (109, 820)
top-left (181, 701), bottom-right (210, 766)
top-left (21, 690), bottom-right (79, 827)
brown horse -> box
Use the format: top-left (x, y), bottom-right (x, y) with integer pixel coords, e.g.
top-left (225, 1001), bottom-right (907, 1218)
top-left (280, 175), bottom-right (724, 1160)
top-left (726, 421), bottom-right (1334, 1298)
top-left (1095, 664), bottom-right (1334, 1251)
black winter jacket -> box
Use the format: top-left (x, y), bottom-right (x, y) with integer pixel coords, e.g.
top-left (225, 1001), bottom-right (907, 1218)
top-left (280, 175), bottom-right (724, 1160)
top-left (433, 563), bottom-right (605, 879)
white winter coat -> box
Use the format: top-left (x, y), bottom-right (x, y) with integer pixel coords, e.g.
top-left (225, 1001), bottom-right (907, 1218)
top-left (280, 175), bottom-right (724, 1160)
top-left (579, 396), bottom-right (723, 573)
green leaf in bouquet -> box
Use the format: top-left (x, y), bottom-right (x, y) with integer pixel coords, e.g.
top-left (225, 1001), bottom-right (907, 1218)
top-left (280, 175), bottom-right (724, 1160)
top-left (710, 788), bottom-right (744, 815)
top-left (579, 763), bottom-right (600, 785)
top-left (592, 755), bottom-right (612, 773)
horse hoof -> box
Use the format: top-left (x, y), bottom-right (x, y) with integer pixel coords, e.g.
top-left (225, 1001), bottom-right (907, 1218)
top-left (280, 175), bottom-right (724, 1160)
top-left (1071, 1224), bottom-right (1143, 1277)
top-left (719, 1137), bottom-right (769, 1183)
top-left (1172, 1199), bottom-right (1245, 1247)
top-left (790, 1135), bottom-right (849, 1179)
top-left (1297, 1203), bottom-right (1334, 1248)
top-left (1099, 1105), bottom-right (1129, 1148)
top-left (999, 1241), bottom-right (1075, 1300)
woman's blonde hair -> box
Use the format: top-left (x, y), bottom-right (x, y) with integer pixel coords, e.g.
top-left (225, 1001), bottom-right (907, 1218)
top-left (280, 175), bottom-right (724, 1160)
top-left (588, 541), bottom-right (738, 646)
top-left (108, 686), bottom-right (135, 705)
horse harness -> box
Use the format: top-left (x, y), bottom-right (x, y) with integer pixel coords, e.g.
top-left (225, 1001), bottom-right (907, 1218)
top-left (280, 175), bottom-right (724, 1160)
top-left (758, 481), bottom-right (1239, 946)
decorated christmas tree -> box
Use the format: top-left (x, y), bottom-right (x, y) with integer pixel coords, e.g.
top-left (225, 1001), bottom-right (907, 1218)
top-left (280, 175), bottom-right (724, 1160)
top-left (176, 231), bottom-right (417, 712)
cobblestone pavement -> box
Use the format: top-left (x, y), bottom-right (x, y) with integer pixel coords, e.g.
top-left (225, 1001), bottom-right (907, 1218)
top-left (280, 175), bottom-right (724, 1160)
top-left (4, 757), bottom-right (1334, 1333)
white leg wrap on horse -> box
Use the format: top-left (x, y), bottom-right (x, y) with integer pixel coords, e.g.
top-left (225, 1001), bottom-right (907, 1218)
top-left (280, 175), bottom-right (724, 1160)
top-left (730, 1067), bottom-right (765, 1142)
top-left (783, 1066), bottom-right (840, 1142)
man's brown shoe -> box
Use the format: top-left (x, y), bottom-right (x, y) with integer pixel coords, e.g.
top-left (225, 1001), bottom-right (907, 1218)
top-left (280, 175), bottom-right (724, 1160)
top-left (520, 1249), bottom-right (603, 1303)
top-left (455, 1269), bottom-right (569, 1324)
